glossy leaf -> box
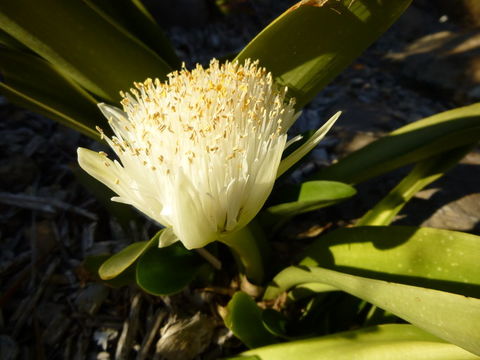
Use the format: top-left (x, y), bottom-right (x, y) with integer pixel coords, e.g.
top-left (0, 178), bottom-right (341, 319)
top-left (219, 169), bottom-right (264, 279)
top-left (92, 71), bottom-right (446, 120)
top-left (264, 266), bottom-right (480, 355)
top-left (0, 28), bottom-right (27, 50)
top-left (0, 0), bottom-right (172, 102)
top-left (288, 282), bottom-right (338, 300)
top-left (314, 103), bottom-right (480, 184)
top-left (232, 324), bottom-right (477, 360)
top-left (82, 254), bottom-right (135, 288)
top-left (0, 48), bottom-right (102, 139)
top-left (224, 292), bottom-right (278, 349)
top-left (261, 309), bottom-right (290, 339)
top-left (98, 231), bottom-right (161, 280)
top-left (83, 0), bottom-right (180, 68)
top-left (299, 226), bottom-right (480, 297)
top-left (136, 242), bottom-right (203, 296)
top-left (236, 0), bottom-right (412, 108)
top-left (357, 146), bottom-right (473, 226)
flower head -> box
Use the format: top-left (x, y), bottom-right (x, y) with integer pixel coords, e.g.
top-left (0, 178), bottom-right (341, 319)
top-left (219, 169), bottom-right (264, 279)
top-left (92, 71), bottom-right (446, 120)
top-left (78, 59), bottom-right (338, 249)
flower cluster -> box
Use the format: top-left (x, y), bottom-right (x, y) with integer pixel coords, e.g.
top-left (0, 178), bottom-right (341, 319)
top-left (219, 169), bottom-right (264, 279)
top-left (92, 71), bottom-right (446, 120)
top-left (78, 59), bottom-right (337, 249)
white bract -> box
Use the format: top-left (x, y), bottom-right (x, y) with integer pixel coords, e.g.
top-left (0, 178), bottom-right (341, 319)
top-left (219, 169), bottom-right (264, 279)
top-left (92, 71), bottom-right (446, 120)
top-left (78, 59), bottom-right (339, 249)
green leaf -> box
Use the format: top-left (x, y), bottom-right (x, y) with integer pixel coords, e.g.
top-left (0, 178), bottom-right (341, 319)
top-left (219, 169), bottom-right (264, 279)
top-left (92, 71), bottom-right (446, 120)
top-left (314, 103), bottom-right (480, 184)
top-left (299, 226), bottom-right (480, 298)
top-left (265, 266), bottom-right (480, 355)
top-left (288, 283), bottom-right (338, 300)
top-left (266, 181), bottom-right (356, 217)
top-left (83, 0), bottom-right (180, 69)
top-left (0, 28), bottom-right (28, 50)
top-left (236, 0), bottom-right (412, 108)
top-left (261, 309), bottom-right (290, 339)
top-left (357, 146), bottom-right (473, 226)
top-left (98, 231), bottom-right (161, 280)
top-left (220, 222), bottom-right (268, 284)
top-left (0, 47), bottom-right (103, 139)
top-left (0, 0), bottom-right (172, 102)
top-left (224, 292), bottom-right (278, 349)
top-left (82, 255), bottom-right (135, 288)
top-left (136, 242), bottom-right (203, 296)
top-left (233, 324), bottom-right (477, 360)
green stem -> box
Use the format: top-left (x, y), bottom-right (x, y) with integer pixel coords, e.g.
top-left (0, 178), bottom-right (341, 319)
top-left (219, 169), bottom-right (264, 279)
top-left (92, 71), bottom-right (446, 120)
top-left (220, 221), bottom-right (268, 284)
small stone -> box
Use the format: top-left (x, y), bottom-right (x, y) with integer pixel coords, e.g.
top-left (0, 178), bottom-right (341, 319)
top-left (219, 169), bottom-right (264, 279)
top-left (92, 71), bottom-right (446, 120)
top-left (155, 313), bottom-right (215, 360)
top-left (421, 194), bottom-right (480, 232)
top-left (94, 328), bottom-right (118, 351)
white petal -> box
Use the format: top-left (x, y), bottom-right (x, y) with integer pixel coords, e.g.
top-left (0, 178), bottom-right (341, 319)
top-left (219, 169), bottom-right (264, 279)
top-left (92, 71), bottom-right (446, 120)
top-left (281, 111), bottom-right (303, 134)
top-left (171, 171), bottom-right (218, 250)
top-left (284, 134), bottom-right (303, 150)
top-left (98, 103), bottom-right (130, 139)
top-left (77, 147), bottom-right (122, 191)
top-left (276, 111), bottom-right (341, 178)
top-left (238, 139), bottom-right (285, 229)
top-left (158, 227), bottom-right (179, 248)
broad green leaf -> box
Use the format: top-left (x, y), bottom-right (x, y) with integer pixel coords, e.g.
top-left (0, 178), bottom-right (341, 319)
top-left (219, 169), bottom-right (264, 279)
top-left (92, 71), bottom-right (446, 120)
top-left (236, 0), bottom-right (412, 108)
top-left (98, 230), bottom-right (161, 280)
top-left (261, 309), bottom-right (290, 339)
top-left (264, 266), bottom-right (480, 355)
top-left (136, 242), bottom-right (203, 295)
top-left (233, 324), bottom-right (477, 360)
top-left (82, 254), bottom-right (135, 288)
top-left (266, 181), bottom-right (356, 217)
top-left (0, 48), bottom-right (102, 139)
top-left (0, 0), bottom-right (172, 102)
top-left (299, 226), bottom-right (480, 298)
top-left (289, 283), bottom-right (338, 300)
top-left (224, 292), bottom-right (278, 349)
top-left (83, 0), bottom-right (180, 69)
top-left (357, 146), bottom-right (473, 226)
top-left (314, 103), bottom-right (480, 184)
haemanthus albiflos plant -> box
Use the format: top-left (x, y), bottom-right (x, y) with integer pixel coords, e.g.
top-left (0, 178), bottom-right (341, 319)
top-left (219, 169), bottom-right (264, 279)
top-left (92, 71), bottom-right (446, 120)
top-left (77, 59), bottom-right (339, 279)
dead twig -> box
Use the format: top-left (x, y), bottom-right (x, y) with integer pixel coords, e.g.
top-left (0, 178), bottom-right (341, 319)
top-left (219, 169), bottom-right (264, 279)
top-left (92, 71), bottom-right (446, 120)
top-left (136, 308), bottom-right (168, 360)
top-left (0, 192), bottom-right (98, 220)
top-left (12, 258), bottom-right (60, 337)
top-left (115, 292), bottom-right (142, 360)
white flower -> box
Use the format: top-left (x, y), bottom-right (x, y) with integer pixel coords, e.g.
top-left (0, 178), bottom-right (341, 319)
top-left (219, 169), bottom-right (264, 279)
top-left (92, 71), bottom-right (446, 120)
top-left (78, 59), bottom-right (339, 250)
